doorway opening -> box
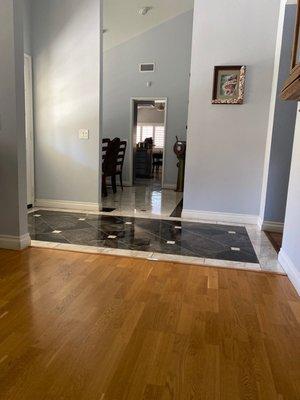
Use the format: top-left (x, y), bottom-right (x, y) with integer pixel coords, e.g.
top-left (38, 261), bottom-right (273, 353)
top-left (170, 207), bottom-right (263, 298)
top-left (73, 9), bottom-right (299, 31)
top-left (130, 98), bottom-right (167, 191)
top-left (24, 54), bottom-right (35, 209)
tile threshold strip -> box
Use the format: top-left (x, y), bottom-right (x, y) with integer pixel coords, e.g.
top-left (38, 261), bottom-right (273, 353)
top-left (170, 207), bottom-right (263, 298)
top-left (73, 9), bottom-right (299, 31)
top-left (30, 240), bottom-right (285, 275)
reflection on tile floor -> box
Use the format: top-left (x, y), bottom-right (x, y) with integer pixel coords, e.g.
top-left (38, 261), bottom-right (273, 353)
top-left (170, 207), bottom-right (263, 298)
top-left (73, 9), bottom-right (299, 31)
top-left (29, 210), bottom-right (259, 264)
top-left (101, 179), bottom-right (183, 218)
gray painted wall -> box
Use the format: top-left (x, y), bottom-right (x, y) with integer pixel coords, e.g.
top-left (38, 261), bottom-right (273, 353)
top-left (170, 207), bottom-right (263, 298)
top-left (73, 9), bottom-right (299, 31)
top-left (22, 0), bottom-right (32, 55)
top-left (31, 0), bottom-right (101, 203)
top-left (0, 0), bottom-right (28, 239)
top-left (279, 103), bottom-right (300, 294)
top-left (103, 11), bottom-right (193, 186)
top-left (184, 0), bottom-right (281, 217)
top-left (263, 4), bottom-right (297, 223)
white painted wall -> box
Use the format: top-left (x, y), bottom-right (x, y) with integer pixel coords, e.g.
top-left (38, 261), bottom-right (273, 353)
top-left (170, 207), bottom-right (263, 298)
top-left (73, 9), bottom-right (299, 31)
top-left (279, 103), bottom-right (300, 295)
top-left (22, 0), bottom-right (32, 55)
top-left (103, 11), bottom-right (193, 186)
top-left (183, 0), bottom-right (281, 222)
top-left (31, 0), bottom-right (101, 205)
top-left (0, 0), bottom-right (29, 248)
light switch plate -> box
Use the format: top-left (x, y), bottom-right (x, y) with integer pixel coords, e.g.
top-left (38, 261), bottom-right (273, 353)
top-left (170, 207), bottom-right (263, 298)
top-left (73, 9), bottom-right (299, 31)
top-left (79, 129), bottom-right (89, 140)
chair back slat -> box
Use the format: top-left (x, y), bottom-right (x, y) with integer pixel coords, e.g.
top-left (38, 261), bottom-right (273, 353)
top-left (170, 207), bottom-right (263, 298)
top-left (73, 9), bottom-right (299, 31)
top-left (102, 138), bottom-right (121, 176)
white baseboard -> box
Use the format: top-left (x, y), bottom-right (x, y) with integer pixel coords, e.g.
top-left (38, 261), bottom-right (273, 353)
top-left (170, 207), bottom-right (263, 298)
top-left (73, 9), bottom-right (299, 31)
top-left (122, 181), bottom-right (132, 187)
top-left (163, 183), bottom-right (176, 190)
top-left (261, 220), bottom-right (284, 233)
top-left (279, 249), bottom-right (300, 295)
top-left (35, 199), bottom-right (100, 212)
top-left (0, 233), bottom-right (31, 250)
top-left (181, 209), bottom-right (259, 225)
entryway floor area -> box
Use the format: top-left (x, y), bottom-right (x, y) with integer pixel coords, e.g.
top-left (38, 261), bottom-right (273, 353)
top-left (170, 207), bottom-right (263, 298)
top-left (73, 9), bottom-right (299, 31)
top-left (29, 209), bottom-right (285, 275)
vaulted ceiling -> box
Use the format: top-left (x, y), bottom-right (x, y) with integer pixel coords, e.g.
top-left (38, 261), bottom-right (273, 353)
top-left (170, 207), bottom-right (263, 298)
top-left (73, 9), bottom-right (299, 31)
top-left (103, 0), bottom-right (194, 51)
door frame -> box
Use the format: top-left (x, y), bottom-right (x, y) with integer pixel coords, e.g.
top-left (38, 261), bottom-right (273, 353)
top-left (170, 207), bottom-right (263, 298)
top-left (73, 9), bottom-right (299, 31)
top-left (129, 97), bottom-right (168, 187)
top-left (24, 53), bottom-right (35, 206)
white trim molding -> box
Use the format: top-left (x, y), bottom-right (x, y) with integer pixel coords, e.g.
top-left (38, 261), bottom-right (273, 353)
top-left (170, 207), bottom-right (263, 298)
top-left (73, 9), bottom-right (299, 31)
top-left (35, 199), bottom-right (101, 212)
top-left (162, 183), bottom-right (177, 190)
top-left (260, 220), bottom-right (284, 233)
top-left (0, 233), bottom-right (31, 250)
top-left (181, 209), bottom-right (259, 225)
top-left (279, 249), bottom-right (300, 295)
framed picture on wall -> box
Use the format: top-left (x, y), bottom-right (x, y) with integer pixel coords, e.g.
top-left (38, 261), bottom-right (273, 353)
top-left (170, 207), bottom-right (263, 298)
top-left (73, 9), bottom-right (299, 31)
top-left (212, 65), bottom-right (246, 104)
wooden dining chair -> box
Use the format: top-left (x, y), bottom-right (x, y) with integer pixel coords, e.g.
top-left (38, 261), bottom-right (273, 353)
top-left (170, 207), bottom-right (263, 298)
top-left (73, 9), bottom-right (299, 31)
top-left (115, 141), bottom-right (127, 191)
top-left (102, 138), bottom-right (121, 197)
top-left (152, 152), bottom-right (163, 173)
top-left (102, 138), bottom-right (110, 162)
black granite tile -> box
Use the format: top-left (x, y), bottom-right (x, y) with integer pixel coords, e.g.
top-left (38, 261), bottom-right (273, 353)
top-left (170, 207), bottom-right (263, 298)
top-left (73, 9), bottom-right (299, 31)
top-left (28, 217), bottom-right (54, 235)
top-left (39, 215), bottom-right (91, 231)
top-left (60, 227), bottom-right (130, 248)
top-left (30, 232), bottom-right (70, 243)
top-left (29, 210), bottom-right (259, 264)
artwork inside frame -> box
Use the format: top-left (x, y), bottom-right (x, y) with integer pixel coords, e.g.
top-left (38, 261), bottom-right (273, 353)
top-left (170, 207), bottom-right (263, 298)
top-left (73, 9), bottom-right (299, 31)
top-left (212, 65), bottom-right (246, 104)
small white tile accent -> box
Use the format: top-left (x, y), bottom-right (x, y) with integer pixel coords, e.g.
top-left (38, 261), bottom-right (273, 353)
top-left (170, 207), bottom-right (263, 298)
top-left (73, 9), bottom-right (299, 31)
top-left (52, 230), bottom-right (62, 234)
top-left (34, 214), bottom-right (41, 218)
top-left (125, 222), bottom-right (133, 225)
top-left (167, 241), bottom-right (176, 245)
top-left (174, 226), bottom-right (182, 230)
top-left (231, 247), bottom-right (240, 252)
top-left (228, 231), bottom-right (236, 234)
top-left (107, 235), bottom-right (117, 239)
top-left (78, 218), bottom-right (86, 221)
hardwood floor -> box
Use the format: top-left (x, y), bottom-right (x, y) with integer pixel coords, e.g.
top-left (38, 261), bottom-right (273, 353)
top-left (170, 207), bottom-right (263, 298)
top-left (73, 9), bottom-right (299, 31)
top-left (265, 231), bottom-right (283, 253)
top-left (0, 248), bottom-right (299, 400)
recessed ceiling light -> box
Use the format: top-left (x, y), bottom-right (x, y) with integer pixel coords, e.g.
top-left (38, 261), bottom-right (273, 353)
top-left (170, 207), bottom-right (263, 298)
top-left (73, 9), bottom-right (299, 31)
top-left (139, 6), bottom-right (153, 16)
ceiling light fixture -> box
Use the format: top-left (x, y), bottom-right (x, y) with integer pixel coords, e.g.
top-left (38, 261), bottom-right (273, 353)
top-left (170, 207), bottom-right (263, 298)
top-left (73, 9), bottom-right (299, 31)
top-left (139, 6), bottom-right (153, 16)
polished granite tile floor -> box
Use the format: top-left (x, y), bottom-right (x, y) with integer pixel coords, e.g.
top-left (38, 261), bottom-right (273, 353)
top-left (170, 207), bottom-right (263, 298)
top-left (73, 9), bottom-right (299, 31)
top-left (101, 179), bottom-right (183, 219)
top-left (29, 209), bottom-right (259, 264)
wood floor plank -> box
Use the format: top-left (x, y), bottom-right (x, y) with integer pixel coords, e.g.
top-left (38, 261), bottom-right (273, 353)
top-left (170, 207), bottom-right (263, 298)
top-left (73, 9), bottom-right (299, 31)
top-left (0, 247), bottom-right (299, 399)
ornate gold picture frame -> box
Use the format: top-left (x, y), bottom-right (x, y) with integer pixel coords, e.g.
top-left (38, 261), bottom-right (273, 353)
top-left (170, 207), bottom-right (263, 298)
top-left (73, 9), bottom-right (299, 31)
top-left (212, 65), bottom-right (246, 105)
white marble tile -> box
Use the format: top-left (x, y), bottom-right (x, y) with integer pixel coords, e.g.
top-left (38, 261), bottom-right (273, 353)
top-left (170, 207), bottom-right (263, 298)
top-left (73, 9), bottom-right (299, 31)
top-left (150, 252), bottom-right (205, 265)
top-left (55, 243), bottom-right (101, 254)
top-left (100, 248), bottom-right (154, 259)
top-left (203, 258), bottom-right (261, 272)
top-left (31, 240), bottom-right (60, 249)
top-left (245, 226), bottom-right (285, 274)
top-left (101, 181), bottom-right (182, 219)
